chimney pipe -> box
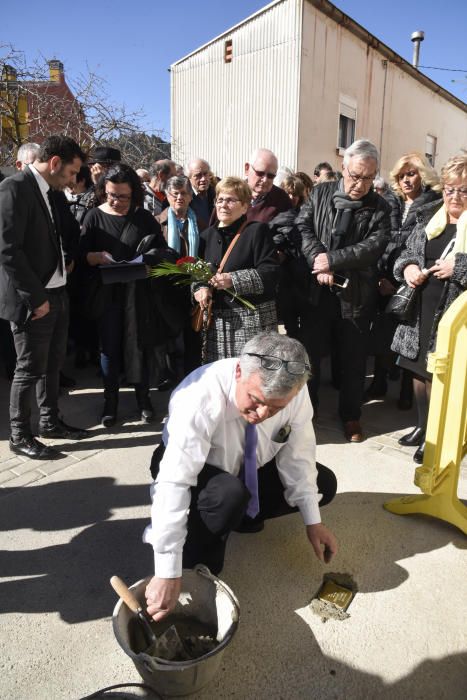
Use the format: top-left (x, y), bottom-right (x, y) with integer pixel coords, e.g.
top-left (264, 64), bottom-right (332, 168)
top-left (411, 31), bottom-right (424, 69)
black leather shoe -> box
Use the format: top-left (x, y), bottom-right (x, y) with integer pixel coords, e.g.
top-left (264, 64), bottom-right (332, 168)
top-left (137, 393), bottom-right (154, 424)
top-left (413, 442), bottom-right (425, 464)
top-left (102, 397), bottom-right (118, 428)
top-left (398, 427), bottom-right (425, 447)
top-left (9, 437), bottom-right (65, 460)
top-left (59, 372), bottom-right (76, 389)
top-left (234, 516), bottom-right (265, 533)
top-left (39, 420), bottom-right (88, 440)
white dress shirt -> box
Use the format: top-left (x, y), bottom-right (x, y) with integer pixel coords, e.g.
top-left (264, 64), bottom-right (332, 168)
top-left (143, 358), bottom-right (321, 578)
top-left (29, 165), bottom-right (66, 288)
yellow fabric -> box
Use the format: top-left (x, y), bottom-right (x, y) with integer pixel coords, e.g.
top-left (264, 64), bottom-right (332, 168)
top-left (425, 205), bottom-right (467, 257)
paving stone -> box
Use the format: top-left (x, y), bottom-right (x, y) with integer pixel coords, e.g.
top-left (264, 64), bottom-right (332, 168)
top-left (0, 470), bottom-right (44, 488)
top-left (0, 456), bottom-right (25, 473)
top-left (381, 445), bottom-right (415, 462)
top-left (0, 470), bottom-right (18, 486)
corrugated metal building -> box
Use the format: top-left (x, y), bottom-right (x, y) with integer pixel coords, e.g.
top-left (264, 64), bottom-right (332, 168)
top-left (170, 0), bottom-right (467, 178)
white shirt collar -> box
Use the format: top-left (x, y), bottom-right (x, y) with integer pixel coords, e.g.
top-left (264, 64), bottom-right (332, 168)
top-left (29, 163), bottom-right (50, 197)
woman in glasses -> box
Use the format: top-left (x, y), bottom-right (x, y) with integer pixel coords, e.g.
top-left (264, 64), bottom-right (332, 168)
top-left (366, 153), bottom-right (442, 407)
top-left (391, 153), bottom-right (467, 463)
top-left (194, 176), bottom-right (279, 362)
top-left (80, 163), bottom-right (173, 427)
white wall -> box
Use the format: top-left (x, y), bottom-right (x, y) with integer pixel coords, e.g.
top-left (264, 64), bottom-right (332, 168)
top-left (171, 0), bottom-right (302, 177)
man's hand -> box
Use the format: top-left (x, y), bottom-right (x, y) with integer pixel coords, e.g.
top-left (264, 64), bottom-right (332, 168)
top-left (316, 272), bottom-right (334, 286)
top-left (312, 253), bottom-right (330, 274)
top-left (403, 264), bottom-right (428, 289)
top-left (306, 523), bottom-right (338, 564)
top-left (31, 300), bottom-right (50, 320)
top-left (145, 576), bottom-right (182, 622)
top-left (379, 278), bottom-right (396, 296)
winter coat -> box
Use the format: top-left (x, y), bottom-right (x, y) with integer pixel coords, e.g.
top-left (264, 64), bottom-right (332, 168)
top-left (382, 187), bottom-right (442, 281)
top-left (391, 199), bottom-right (467, 360)
top-left (295, 181), bottom-right (391, 319)
top-left (269, 206), bottom-right (312, 306)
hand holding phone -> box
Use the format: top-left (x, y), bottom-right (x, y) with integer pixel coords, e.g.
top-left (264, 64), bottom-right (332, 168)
top-left (332, 274), bottom-right (349, 289)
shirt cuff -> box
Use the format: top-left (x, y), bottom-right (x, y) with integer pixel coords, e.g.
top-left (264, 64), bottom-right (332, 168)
top-left (298, 498), bottom-right (322, 526)
top-left (154, 550), bottom-right (183, 579)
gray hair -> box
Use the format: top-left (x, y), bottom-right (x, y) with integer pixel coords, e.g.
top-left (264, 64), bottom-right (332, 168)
top-left (273, 166), bottom-right (293, 187)
top-left (343, 139), bottom-right (380, 169)
top-left (152, 159), bottom-right (175, 177)
top-left (239, 332), bottom-right (311, 397)
top-left (166, 175), bottom-right (193, 195)
top-left (185, 158), bottom-right (210, 176)
top-left (17, 142), bottom-right (40, 165)
top-left (373, 175), bottom-right (387, 191)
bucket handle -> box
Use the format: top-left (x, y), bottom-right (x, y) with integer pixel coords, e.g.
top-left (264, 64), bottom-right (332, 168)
top-left (194, 564), bottom-right (240, 613)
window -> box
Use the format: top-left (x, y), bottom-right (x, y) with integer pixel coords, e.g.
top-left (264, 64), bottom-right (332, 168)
top-left (337, 95), bottom-right (357, 152)
top-left (425, 135), bottom-right (437, 166)
top-left (224, 39), bottom-right (233, 64)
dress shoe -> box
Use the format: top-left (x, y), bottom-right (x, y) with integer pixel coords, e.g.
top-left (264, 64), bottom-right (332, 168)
top-left (398, 427), bottom-right (425, 447)
top-left (39, 419), bottom-right (88, 440)
top-left (234, 515), bottom-right (265, 533)
top-left (413, 442), bottom-right (425, 464)
top-left (136, 392), bottom-right (154, 424)
top-left (9, 436), bottom-right (64, 460)
top-left (364, 380), bottom-right (388, 401)
top-left (343, 420), bottom-right (363, 443)
top-left (102, 396), bottom-right (118, 428)
top-left (59, 372), bottom-right (76, 389)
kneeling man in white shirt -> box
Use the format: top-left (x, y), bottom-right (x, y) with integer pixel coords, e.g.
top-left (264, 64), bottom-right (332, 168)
top-left (143, 331), bottom-right (338, 621)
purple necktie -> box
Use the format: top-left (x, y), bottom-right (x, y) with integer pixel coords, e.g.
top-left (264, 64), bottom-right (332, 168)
top-left (244, 423), bottom-right (259, 518)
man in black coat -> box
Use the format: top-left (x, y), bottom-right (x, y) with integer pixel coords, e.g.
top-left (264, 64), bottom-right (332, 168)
top-left (0, 135), bottom-right (88, 459)
top-left (295, 139), bottom-right (390, 442)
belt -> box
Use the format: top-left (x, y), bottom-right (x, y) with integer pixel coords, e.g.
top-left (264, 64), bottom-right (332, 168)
top-left (46, 286), bottom-right (67, 295)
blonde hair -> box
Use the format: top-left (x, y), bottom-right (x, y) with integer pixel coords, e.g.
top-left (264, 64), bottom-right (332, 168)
top-left (216, 176), bottom-right (251, 206)
top-left (440, 153), bottom-right (467, 186)
top-left (390, 152), bottom-right (441, 198)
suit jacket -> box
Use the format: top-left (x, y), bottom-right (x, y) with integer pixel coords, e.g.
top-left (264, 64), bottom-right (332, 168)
top-left (0, 166), bottom-right (78, 322)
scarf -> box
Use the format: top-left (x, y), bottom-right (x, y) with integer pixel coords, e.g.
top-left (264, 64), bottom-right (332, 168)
top-left (331, 184), bottom-right (363, 249)
top-left (167, 207), bottom-right (199, 256)
top-left (425, 205), bottom-right (467, 257)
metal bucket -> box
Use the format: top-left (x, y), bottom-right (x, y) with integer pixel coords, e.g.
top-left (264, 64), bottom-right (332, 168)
top-left (112, 565), bottom-right (240, 697)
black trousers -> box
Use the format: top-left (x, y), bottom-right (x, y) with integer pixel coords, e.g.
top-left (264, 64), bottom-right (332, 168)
top-left (300, 289), bottom-right (370, 422)
top-left (150, 444), bottom-right (337, 575)
top-left (9, 288), bottom-right (69, 439)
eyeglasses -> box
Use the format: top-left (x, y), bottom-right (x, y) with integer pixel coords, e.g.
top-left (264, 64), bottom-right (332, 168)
top-left (443, 186), bottom-right (467, 199)
top-left (216, 197), bottom-right (241, 206)
top-left (245, 353), bottom-right (311, 376)
top-left (398, 170), bottom-right (418, 180)
top-left (345, 166), bottom-right (376, 184)
top-left (106, 191), bottom-right (131, 202)
top-left (250, 165), bottom-right (277, 180)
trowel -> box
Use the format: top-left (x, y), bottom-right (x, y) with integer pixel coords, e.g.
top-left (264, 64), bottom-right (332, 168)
top-left (110, 575), bottom-right (190, 661)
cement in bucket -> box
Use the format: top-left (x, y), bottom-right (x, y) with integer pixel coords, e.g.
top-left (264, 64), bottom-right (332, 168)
top-left (112, 565), bottom-right (240, 697)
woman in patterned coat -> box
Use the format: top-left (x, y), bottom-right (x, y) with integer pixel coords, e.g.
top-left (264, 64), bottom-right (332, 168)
top-left (194, 177), bottom-right (279, 362)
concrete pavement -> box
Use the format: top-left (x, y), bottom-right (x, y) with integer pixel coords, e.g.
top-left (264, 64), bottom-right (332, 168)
top-left (0, 360), bottom-right (466, 700)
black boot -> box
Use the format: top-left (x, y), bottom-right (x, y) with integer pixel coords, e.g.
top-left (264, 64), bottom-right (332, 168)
top-left (102, 391), bottom-right (118, 428)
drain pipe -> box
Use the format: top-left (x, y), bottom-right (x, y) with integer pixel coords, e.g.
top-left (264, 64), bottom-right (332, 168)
top-left (411, 31), bottom-right (424, 69)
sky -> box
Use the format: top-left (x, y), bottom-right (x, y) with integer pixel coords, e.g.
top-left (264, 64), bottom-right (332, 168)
top-left (2, 0), bottom-right (466, 139)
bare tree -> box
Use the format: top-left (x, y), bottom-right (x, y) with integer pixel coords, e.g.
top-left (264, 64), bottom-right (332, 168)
top-left (0, 44), bottom-right (170, 167)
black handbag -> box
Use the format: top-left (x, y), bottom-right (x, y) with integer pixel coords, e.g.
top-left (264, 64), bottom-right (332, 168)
top-left (385, 283), bottom-right (420, 322)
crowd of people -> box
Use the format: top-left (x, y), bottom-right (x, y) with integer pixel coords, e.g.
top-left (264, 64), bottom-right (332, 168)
top-left (0, 133), bottom-right (466, 619)
top-left (0, 136), bottom-right (466, 464)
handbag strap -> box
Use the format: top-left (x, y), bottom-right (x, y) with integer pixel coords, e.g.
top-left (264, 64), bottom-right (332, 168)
top-left (217, 220), bottom-right (248, 273)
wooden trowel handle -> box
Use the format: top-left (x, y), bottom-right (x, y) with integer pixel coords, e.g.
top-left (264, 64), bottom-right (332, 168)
top-left (110, 575), bottom-right (142, 614)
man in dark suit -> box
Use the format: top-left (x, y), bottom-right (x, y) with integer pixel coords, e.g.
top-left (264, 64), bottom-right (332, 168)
top-left (0, 134), bottom-right (88, 459)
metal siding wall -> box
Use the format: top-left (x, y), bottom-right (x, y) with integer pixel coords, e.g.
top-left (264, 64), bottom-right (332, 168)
top-left (171, 0), bottom-right (302, 176)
